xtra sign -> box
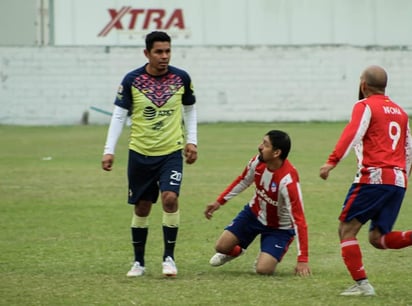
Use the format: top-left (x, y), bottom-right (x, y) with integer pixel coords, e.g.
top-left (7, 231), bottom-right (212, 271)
top-left (98, 7), bottom-right (186, 37)
top-left (53, 0), bottom-right (198, 46)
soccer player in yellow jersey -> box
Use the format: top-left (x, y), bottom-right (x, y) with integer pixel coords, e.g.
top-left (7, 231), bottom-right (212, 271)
top-left (102, 31), bottom-right (198, 277)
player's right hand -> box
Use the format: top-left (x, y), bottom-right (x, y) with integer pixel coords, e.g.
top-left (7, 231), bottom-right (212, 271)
top-left (102, 154), bottom-right (114, 171)
top-left (319, 163), bottom-right (335, 180)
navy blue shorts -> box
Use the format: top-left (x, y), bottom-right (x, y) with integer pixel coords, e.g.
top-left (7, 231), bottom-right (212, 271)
top-left (225, 205), bottom-right (295, 262)
top-left (339, 183), bottom-right (405, 234)
top-left (127, 149), bottom-right (183, 205)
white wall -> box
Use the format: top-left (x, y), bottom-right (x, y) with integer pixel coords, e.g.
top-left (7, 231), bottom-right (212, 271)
top-left (1, 0), bottom-right (411, 125)
top-left (1, 45), bottom-right (412, 125)
top-left (52, 0), bottom-right (412, 46)
top-left (0, 0), bottom-right (39, 46)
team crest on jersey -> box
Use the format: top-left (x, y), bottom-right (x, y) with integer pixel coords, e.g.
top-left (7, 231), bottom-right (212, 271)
top-left (117, 85), bottom-right (124, 100)
top-left (271, 182), bottom-right (277, 192)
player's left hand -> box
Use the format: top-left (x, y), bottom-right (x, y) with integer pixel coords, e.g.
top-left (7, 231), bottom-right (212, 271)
top-left (204, 201), bottom-right (220, 219)
top-left (184, 143), bottom-right (198, 164)
top-left (294, 262), bottom-right (311, 277)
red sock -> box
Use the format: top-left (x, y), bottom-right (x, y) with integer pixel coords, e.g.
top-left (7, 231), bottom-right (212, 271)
top-left (381, 231), bottom-right (412, 249)
top-left (227, 245), bottom-right (242, 257)
top-left (341, 238), bottom-right (367, 281)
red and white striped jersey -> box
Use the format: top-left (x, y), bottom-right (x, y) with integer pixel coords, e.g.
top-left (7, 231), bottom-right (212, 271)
top-left (326, 94), bottom-right (412, 187)
top-left (217, 155), bottom-right (309, 262)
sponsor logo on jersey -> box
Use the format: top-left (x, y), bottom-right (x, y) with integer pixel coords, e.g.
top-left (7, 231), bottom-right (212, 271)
top-left (143, 106), bottom-right (156, 120)
top-left (143, 106), bottom-right (175, 120)
top-left (256, 188), bottom-right (278, 206)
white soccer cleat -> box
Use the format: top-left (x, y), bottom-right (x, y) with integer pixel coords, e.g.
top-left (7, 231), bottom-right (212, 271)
top-left (209, 249), bottom-right (245, 267)
top-left (162, 256), bottom-right (178, 276)
top-left (340, 281), bottom-right (375, 296)
top-left (126, 261), bottom-right (145, 277)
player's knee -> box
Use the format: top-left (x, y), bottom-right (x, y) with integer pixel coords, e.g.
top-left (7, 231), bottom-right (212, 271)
top-left (369, 237), bottom-right (384, 249)
top-left (255, 253), bottom-right (277, 275)
top-left (255, 265), bottom-right (275, 275)
top-left (214, 241), bottom-right (227, 254)
top-left (134, 201), bottom-right (151, 216)
top-left (369, 230), bottom-right (384, 249)
top-left (161, 191), bottom-right (178, 212)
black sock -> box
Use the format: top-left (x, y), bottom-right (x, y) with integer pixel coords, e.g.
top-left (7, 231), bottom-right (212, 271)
top-left (131, 227), bottom-right (148, 266)
top-left (162, 226), bottom-right (178, 260)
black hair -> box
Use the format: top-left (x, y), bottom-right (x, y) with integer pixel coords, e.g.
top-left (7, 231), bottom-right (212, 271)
top-left (145, 31), bottom-right (171, 51)
top-left (266, 130), bottom-right (291, 160)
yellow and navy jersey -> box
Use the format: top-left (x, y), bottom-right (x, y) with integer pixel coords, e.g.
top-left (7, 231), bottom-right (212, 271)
top-left (115, 64), bottom-right (196, 156)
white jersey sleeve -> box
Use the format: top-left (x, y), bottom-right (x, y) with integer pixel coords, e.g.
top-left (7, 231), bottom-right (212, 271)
top-left (183, 104), bottom-right (197, 145)
top-left (103, 105), bottom-right (128, 155)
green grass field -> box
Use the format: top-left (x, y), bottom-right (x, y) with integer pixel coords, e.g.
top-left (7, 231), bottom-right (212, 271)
top-left (1, 122), bottom-right (411, 306)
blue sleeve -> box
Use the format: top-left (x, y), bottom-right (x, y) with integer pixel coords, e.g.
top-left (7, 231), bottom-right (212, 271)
top-left (182, 72), bottom-right (196, 106)
top-left (170, 66), bottom-right (196, 106)
top-left (114, 73), bottom-right (133, 111)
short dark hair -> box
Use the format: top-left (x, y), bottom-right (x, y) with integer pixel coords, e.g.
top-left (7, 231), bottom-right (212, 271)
top-left (145, 31), bottom-right (171, 51)
top-left (266, 130), bottom-right (291, 160)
